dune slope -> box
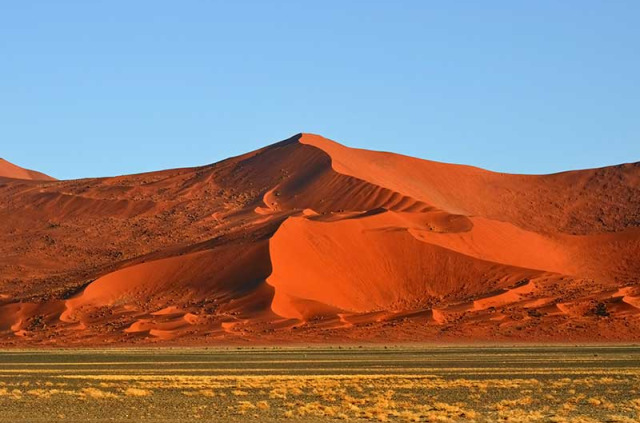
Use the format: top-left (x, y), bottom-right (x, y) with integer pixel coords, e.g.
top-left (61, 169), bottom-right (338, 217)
top-left (0, 158), bottom-right (55, 181)
top-left (0, 133), bottom-right (638, 345)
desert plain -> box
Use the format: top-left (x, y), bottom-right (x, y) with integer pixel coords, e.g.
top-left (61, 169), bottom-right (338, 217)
top-left (1, 346), bottom-right (640, 422)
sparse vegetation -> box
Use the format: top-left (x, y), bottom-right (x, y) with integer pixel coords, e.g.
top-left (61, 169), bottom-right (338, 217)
top-left (0, 347), bottom-right (638, 422)
top-left (593, 302), bottom-right (610, 317)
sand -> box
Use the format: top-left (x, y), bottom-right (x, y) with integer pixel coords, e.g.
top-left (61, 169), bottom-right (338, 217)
top-left (0, 158), bottom-right (55, 181)
top-left (0, 133), bottom-right (638, 346)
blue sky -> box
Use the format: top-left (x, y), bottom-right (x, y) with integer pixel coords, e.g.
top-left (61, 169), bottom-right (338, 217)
top-left (1, 1), bottom-right (638, 179)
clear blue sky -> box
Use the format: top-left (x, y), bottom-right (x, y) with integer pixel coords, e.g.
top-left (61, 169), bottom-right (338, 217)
top-left (1, 1), bottom-right (638, 179)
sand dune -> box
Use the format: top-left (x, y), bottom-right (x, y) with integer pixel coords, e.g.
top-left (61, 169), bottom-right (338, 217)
top-left (0, 158), bottom-right (55, 181)
top-left (0, 133), bottom-right (638, 345)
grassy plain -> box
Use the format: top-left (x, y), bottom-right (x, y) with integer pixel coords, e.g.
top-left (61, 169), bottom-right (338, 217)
top-left (0, 346), bottom-right (639, 422)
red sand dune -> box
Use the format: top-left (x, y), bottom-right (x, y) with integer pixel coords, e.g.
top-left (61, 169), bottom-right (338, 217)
top-left (0, 158), bottom-right (55, 181)
top-left (0, 134), bottom-right (638, 346)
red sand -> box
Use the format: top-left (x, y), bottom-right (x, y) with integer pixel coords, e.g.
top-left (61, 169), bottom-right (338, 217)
top-left (0, 134), bottom-right (638, 346)
top-left (0, 158), bottom-right (55, 181)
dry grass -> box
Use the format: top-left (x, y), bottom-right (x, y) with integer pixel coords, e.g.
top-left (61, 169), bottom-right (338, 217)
top-left (2, 373), bottom-right (640, 421)
top-left (0, 347), bottom-right (639, 422)
top-left (124, 387), bottom-right (152, 397)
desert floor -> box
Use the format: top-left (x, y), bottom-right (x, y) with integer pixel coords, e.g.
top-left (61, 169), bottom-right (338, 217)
top-left (0, 346), bottom-right (639, 422)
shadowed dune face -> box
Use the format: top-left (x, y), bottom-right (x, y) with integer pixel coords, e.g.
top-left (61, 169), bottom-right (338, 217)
top-left (0, 133), bottom-right (639, 345)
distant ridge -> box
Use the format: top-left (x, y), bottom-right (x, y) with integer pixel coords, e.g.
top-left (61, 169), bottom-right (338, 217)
top-left (0, 158), bottom-right (56, 181)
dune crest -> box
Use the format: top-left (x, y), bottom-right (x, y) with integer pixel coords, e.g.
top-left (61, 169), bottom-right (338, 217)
top-left (0, 134), bottom-right (638, 345)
